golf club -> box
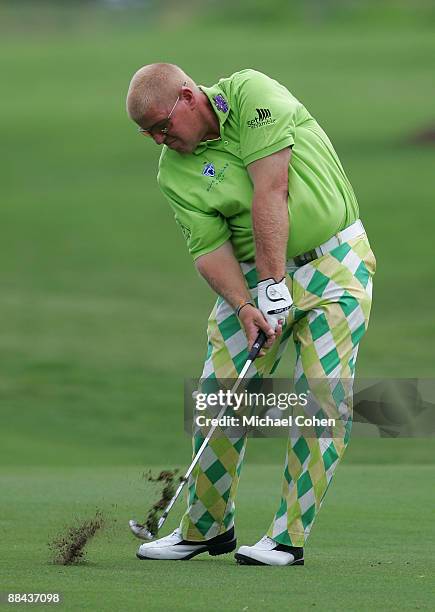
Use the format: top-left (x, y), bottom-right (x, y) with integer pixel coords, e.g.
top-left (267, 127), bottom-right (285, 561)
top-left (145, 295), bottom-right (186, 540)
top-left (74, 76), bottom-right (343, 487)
top-left (129, 329), bottom-right (268, 540)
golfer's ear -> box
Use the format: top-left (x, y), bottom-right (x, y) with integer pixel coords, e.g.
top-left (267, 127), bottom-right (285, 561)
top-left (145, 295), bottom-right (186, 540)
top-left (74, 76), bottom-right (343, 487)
top-left (182, 86), bottom-right (196, 108)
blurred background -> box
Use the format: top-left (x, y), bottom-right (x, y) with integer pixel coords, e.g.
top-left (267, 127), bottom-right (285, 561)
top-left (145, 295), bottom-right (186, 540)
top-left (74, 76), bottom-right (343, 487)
top-left (1, 0), bottom-right (434, 469)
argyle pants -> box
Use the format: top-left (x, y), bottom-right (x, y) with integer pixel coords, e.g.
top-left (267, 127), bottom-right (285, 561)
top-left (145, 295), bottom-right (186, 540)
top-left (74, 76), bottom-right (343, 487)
top-left (180, 235), bottom-right (376, 547)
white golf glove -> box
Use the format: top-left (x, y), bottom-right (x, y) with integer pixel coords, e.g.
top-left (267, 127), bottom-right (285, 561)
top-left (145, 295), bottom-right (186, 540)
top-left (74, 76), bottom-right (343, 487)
top-left (257, 277), bottom-right (293, 330)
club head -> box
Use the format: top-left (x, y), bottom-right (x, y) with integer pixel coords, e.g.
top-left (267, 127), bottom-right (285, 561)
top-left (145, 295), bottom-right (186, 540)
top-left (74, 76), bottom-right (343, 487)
top-left (129, 519), bottom-right (155, 541)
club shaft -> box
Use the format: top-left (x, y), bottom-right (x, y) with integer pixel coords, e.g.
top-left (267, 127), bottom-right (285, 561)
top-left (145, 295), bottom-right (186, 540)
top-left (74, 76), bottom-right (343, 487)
top-left (155, 331), bottom-right (267, 532)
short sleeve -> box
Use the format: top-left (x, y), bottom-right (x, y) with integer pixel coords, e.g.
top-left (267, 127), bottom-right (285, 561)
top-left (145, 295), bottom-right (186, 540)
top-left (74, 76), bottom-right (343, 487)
top-left (235, 70), bottom-right (299, 166)
top-left (160, 186), bottom-right (231, 260)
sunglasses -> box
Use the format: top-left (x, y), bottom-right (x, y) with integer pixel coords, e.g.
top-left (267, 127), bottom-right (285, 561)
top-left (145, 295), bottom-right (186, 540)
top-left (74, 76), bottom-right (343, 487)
top-left (138, 81), bottom-right (187, 138)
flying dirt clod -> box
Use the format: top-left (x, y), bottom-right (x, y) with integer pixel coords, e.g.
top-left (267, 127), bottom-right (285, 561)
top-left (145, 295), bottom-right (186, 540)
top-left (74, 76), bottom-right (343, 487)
top-left (48, 509), bottom-right (105, 565)
top-left (141, 470), bottom-right (180, 536)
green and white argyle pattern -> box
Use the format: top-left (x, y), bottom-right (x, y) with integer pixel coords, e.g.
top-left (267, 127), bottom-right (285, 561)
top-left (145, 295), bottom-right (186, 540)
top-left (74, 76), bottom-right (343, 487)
top-left (180, 235), bottom-right (376, 544)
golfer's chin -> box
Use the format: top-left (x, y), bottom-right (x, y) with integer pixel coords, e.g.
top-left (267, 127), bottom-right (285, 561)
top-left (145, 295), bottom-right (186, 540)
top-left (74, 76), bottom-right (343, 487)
top-left (166, 140), bottom-right (196, 154)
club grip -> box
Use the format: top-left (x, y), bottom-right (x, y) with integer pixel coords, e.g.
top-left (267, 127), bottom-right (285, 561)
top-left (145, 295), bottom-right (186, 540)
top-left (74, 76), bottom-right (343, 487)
top-left (248, 330), bottom-right (268, 361)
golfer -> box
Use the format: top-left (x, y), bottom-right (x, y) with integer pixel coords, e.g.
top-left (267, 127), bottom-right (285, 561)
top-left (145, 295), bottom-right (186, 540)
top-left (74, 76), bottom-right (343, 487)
top-left (126, 64), bottom-right (376, 565)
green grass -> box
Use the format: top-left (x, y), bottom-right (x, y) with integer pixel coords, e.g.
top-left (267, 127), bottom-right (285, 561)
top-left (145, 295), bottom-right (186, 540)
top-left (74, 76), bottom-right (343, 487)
top-left (0, 3), bottom-right (434, 610)
top-left (1, 16), bottom-right (435, 388)
top-left (1, 464), bottom-right (434, 611)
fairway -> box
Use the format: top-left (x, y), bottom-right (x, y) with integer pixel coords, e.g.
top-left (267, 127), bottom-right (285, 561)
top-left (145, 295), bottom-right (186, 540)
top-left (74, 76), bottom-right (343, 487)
top-left (1, 464), bottom-right (434, 611)
top-left (1, 2), bottom-right (434, 610)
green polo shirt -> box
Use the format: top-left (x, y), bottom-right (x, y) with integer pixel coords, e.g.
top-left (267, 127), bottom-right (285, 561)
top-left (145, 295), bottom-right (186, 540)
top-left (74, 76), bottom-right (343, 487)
top-left (157, 69), bottom-right (359, 261)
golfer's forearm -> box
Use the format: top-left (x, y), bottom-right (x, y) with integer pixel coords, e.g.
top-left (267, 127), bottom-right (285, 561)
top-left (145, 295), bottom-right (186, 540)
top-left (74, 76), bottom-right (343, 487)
top-left (253, 189), bottom-right (289, 281)
top-left (195, 242), bottom-right (251, 309)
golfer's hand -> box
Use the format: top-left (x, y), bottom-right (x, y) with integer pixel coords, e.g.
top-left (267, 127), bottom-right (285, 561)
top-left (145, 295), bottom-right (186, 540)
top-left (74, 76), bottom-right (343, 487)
top-left (238, 305), bottom-right (279, 357)
top-left (257, 277), bottom-right (292, 330)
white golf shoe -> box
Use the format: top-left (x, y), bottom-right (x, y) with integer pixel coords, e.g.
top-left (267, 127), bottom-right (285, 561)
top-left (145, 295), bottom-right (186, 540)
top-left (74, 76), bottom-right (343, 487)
top-left (235, 536), bottom-right (304, 566)
top-left (136, 527), bottom-right (236, 561)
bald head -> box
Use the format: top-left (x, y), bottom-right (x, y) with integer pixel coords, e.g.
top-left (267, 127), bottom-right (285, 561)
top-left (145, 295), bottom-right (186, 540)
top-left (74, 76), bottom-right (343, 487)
top-left (126, 63), bottom-right (196, 125)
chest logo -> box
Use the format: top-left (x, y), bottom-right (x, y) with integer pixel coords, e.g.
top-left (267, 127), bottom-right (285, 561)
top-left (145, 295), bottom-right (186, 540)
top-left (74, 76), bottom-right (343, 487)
top-left (202, 162), bottom-right (216, 177)
top-left (204, 162), bottom-right (229, 192)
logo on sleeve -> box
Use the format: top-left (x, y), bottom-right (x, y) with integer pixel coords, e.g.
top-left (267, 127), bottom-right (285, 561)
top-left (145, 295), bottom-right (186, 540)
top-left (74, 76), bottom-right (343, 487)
top-left (247, 108), bottom-right (276, 128)
top-left (176, 219), bottom-right (191, 243)
top-left (202, 162), bottom-right (215, 177)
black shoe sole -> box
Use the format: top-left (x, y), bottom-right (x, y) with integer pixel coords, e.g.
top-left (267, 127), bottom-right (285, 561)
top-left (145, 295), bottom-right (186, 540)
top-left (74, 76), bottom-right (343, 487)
top-left (208, 538), bottom-right (237, 556)
top-left (235, 553), bottom-right (304, 566)
top-left (137, 539), bottom-right (237, 561)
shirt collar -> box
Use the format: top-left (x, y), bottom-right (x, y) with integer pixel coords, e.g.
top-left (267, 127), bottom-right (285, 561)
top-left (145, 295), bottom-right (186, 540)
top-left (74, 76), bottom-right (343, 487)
top-left (193, 84), bottom-right (230, 155)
